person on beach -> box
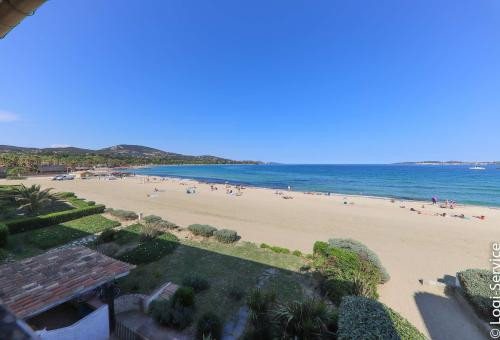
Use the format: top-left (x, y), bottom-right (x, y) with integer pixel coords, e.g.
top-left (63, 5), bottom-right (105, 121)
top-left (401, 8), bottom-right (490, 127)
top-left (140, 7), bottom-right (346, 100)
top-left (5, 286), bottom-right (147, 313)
top-left (432, 196), bottom-right (438, 204)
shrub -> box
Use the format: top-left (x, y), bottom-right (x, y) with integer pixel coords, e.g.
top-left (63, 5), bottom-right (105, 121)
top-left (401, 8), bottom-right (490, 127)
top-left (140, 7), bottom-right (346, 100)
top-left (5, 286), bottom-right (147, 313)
top-left (260, 243), bottom-right (270, 249)
top-left (292, 250), bottom-right (302, 257)
top-left (197, 312), bottom-right (223, 340)
top-left (6, 205), bottom-right (106, 234)
top-left (0, 223), bottom-right (8, 247)
top-left (213, 229), bottom-right (238, 243)
top-left (270, 246), bottom-right (290, 254)
top-left (182, 275), bottom-right (210, 293)
top-left (328, 238), bottom-right (390, 283)
top-left (313, 241), bottom-right (380, 304)
top-left (97, 229), bottom-right (117, 244)
top-left (337, 296), bottom-right (426, 340)
top-left (140, 223), bottom-right (162, 241)
top-left (118, 232), bottom-right (179, 265)
top-left (143, 215), bottom-right (162, 224)
top-left (172, 286), bottom-right (195, 307)
top-left (457, 269), bottom-right (491, 321)
top-left (188, 224), bottom-right (217, 237)
top-left (246, 289), bottom-right (276, 338)
top-left (273, 299), bottom-right (337, 339)
top-left (150, 298), bottom-right (194, 330)
top-left (108, 209), bottom-right (138, 221)
top-left (87, 201), bottom-right (95, 206)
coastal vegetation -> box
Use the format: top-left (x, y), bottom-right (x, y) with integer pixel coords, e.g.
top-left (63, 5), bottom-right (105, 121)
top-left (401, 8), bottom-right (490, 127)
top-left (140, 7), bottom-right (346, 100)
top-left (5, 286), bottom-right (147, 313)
top-left (0, 144), bottom-right (259, 176)
top-left (457, 269), bottom-right (491, 322)
top-left (337, 296), bottom-right (426, 339)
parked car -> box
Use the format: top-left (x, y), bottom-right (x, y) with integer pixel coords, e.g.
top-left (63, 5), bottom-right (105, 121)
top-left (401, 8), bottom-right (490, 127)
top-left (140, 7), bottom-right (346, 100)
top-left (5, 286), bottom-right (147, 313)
top-left (52, 175), bottom-right (65, 181)
top-left (63, 175), bottom-right (75, 180)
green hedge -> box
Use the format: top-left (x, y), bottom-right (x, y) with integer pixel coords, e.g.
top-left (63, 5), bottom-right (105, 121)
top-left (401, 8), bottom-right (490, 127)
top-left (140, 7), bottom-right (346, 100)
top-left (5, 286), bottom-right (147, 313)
top-left (6, 205), bottom-right (106, 234)
top-left (313, 241), bottom-right (381, 304)
top-left (0, 223), bottom-right (8, 247)
top-left (118, 232), bottom-right (179, 265)
top-left (338, 296), bottom-right (426, 340)
top-left (213, 229), bottom-right (239, 243)
top-left (328, 238), bottom-right (390, 283)
top-left (188, 224), bottom-right (217, 237)
top-left (457, 269), bottom-right (491, 321)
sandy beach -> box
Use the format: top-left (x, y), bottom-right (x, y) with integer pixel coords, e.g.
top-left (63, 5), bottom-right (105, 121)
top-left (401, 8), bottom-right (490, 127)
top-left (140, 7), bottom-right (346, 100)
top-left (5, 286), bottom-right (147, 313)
top-left (4, 175), bottom-right (499, 338)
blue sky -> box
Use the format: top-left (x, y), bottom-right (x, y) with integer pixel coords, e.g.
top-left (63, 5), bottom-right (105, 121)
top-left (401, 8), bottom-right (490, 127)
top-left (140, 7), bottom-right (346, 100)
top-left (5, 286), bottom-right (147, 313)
top-left (1, 1), bottom-right (499, 163)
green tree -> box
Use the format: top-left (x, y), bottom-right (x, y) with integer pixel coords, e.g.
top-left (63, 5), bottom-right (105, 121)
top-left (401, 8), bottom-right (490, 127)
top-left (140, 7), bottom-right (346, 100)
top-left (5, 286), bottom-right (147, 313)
top-left (13, 184), bottom-right (54, 215)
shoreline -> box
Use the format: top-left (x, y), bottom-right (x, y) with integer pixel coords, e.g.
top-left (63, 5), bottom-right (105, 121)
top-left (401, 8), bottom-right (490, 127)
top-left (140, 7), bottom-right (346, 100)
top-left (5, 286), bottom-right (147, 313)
top-left (125, 172), bottom-right (500, 210)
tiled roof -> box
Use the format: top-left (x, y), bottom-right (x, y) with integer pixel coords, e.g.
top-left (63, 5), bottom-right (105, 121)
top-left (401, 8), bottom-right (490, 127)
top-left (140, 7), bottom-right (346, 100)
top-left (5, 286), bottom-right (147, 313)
top-left (0, 246), bottom-right (134, 319)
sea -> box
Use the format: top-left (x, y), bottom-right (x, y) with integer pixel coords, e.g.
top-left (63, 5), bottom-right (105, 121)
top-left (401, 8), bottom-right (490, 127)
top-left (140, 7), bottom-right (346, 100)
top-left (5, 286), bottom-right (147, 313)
top-left (127, 164), bottom-right (500, 207)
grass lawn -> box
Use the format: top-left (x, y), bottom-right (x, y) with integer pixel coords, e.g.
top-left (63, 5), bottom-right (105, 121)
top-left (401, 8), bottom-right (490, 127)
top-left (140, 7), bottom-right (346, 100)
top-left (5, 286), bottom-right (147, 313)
top-left (4, 214), bottom-right (120, 259)
top-left (117, 238), bottom-right (308, 324)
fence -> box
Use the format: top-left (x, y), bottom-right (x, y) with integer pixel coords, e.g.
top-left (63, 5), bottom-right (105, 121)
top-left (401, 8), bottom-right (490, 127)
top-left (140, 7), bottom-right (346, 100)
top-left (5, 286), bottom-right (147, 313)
top-left (113, 320), bottom-right (147, 340)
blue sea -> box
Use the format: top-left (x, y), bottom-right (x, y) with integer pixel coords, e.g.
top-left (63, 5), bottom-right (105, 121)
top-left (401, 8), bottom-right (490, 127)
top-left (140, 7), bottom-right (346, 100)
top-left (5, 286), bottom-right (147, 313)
top-left (127, 164), bottom-right (500, 207)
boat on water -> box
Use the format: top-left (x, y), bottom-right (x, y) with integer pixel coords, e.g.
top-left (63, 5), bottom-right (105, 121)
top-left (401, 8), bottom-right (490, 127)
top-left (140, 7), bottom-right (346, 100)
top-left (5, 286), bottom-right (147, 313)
top-left (469, 163), bottom-right (486, 170)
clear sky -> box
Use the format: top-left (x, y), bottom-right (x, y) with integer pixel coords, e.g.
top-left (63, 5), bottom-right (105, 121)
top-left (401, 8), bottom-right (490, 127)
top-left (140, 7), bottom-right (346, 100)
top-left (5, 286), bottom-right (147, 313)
top-left (1, 1), bottom-right (499, 163)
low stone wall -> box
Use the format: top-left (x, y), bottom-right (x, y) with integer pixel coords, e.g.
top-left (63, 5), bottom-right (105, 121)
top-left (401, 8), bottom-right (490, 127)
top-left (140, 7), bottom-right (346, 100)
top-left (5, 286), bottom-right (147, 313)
top-left (115, 294), bottom-right (147, 314)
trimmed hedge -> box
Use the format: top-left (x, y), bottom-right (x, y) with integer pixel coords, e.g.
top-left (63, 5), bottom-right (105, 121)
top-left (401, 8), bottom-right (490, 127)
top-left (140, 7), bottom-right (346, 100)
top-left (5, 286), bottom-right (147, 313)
top-left (313, 241), bottom-right (381, 304)
top-left (188, 224), bottom-right (217, 237)
top-left (5, 205), bottom-right (106, 234)
top-left (328, 238), bottom-right (390, 283)
top-left (118, 232), bottom-right (179, 265)
top-left (0, 223), bottom-right (8, 247)
top-left (457, 269), bottom-right (491, 321)
top-left (338, 296), bottom-right (426, 340)
top-left (213, 229), bottom-right (238, 243)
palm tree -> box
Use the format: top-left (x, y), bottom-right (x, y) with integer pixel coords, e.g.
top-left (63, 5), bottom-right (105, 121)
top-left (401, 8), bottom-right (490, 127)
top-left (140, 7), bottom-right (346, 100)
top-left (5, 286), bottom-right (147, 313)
top-left (13, 184), bottom-right (53, 215)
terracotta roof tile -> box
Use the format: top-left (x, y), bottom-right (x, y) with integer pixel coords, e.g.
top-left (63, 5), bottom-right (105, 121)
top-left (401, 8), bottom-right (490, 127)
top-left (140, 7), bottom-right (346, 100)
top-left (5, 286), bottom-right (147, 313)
top-left (0, 246), bottom-right (134, 319)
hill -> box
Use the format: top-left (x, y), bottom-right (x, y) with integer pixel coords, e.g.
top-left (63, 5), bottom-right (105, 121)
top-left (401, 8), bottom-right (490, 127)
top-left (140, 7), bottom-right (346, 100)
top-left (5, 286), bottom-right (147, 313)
top-left (0, 144), bottom-right (259, 171)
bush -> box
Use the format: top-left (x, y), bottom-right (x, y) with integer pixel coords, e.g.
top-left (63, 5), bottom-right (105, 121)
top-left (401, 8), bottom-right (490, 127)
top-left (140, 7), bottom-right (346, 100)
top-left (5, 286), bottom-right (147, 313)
top-left (172, 286), bottom-right (195, 307)
top-left (328, 238), bottom-right (390, 283)
top-left (108, 209), bottom-right (138, 221)
top-left (292, 250), bottom-right (302, 257)
top-left (458, 269), bottom-right (491, 321)
top-left (118, 232), bottom-right (179, 264)
top-left (0, 248), bottom-right (8, 263)
top-left (337, 296), bottom-right (426, 340)
top-left (150, 298), bottom-right (194, 330)
top-left (183, 275), bottom-right (210, 293)
top-left (313, 241), bottom-right (380, 304)
top-left (260, 243), bottom-right (270, 249)
top-left (246, 289), bottom-right (277, 339)
top-left (143, 215), bottom-right (162, 224)
top-left (270, 246), bottom-right (290, 254)
top-left (140, 223), bottom-right (162, 241)
top-left (87, 201), bottom-right (95, 206)
top-left (213, 229), bottom-right (238, 243)
top-left (188, 224), bottom-right (217, 237)
top-left (273, 299), bottom-right (337, 339)
top-left (0, 223), bottom-right (8, 247)
top-left (197, 312), bottom-right (223, 340)
top-left (97, 229), bottom-right (117, 244)
top-left (5, 205), bottom-right (106, 234)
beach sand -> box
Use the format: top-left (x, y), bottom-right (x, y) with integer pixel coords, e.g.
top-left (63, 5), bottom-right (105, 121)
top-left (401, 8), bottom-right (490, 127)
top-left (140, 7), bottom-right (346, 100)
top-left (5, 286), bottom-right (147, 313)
top-left (5, 175), bottom-right (499, 339)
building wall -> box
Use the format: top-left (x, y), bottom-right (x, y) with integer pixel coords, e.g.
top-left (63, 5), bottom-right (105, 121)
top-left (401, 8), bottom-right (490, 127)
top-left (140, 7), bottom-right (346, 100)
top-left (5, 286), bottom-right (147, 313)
top-left (36, 305), bottom-right (109, 340)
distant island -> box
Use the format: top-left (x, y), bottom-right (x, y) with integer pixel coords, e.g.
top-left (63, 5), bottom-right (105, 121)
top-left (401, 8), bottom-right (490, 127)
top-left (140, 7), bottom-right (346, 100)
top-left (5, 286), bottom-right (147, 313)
top-left (393, 161), bottom-right (500, 165)
top-left (0, 144), bottom-right (260, 177)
